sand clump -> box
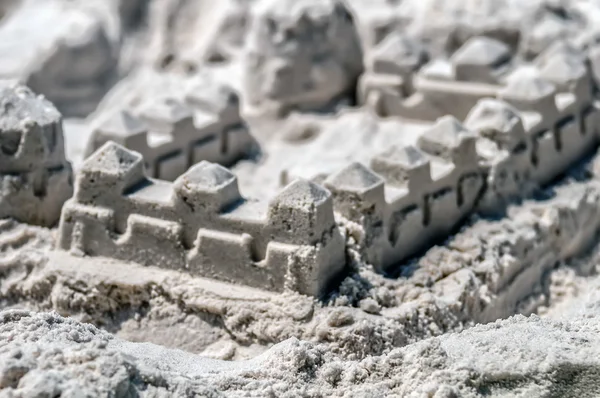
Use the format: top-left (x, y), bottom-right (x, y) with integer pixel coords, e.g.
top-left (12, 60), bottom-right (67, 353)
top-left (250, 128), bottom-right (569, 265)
top-left (242, 0), bottom-right (364, 117)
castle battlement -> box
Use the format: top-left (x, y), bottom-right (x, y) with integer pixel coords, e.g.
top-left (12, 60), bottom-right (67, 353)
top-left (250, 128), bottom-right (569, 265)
top-left (359, 36), bottom-right (596, 123)
top-left (324, 76), bottom-right (599, 270)
top-left (58, 141), bottom-right (346, 297)
top-left (324, 116), bottom-right (484, 271)
top-left (72, 37), bottom-right (598, 278)
top-left (357, 36), bottom-right (599, 219)
top-left (86, 81), bottom-right (255, 182)
top-left (451, 36), bottom-right (513, 84)
top-left (0, 82), bottom-right (73, 227)
top-left (466, 61), bottom-right (598, 211)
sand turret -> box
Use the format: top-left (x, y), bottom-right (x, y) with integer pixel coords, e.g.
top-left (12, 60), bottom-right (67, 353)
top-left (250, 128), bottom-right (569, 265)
top-left (0, 82), bottom-right (73, 226)
top-left (76, 141), bottom-right (144, 205)
top-left (173, 161), bottom-right (241, 213)
top-left (451, 36), bottom-right (512, 84)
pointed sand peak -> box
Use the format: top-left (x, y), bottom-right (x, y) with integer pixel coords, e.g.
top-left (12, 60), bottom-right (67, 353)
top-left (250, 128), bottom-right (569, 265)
top-left (325, 162), bottom-right (383, 193)
top-left (82, 141), bottom-right (143, 176)
top-left (272, 179), bottom-right (330, 209)
top-left (501, 67), bottom-right (556, 100)
top-left (177, 161), bottom-right (237, 192)
top-left (418, 116), bottom-right (475, 159)
top-left (422, 115), bottom-right (472, 146)
top-left (377, 145), bottom-right (429, 168)
top-left (539, 53), bottom-right (587, 84)
top-left (452, 36), bottom-right (511, 67)
top-left (465, 98), bottom-right (522, 136)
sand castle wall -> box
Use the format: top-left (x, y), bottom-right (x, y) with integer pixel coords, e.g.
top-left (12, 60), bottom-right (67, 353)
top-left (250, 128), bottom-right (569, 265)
top-left (85, 87), bottom-right (255, 182)
top-left (359, 35), bottom-right (596, 124)
top-left (57, 142), bottom-right (346, 297)
top-left (323, 116), bottom-right (485, 272)
top-left (472, 180), bottom-right (600, 322)
top-left (467, 60), bottom-right (598, 211)
top-left (62, 79), bottom-right (600, 289)
top-left (326, 59), bottom-right (600, 271)
top-left (45, 32), bottom-right (600, 293)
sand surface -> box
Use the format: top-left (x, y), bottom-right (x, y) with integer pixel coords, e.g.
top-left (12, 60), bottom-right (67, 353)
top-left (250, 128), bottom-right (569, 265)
top-left (3, 0), bottom-right (600, 397)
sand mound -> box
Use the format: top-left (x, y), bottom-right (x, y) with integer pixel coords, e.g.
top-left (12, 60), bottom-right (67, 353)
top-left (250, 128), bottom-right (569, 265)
top-left (2, 310), bottom-right (600, 397)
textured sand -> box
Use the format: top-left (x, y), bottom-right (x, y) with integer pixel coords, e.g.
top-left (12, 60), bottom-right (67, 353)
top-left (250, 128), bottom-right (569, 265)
top-left (3, 0), bottom-right (600, 396)
top-left (2, 308), bottom-right (600, 397)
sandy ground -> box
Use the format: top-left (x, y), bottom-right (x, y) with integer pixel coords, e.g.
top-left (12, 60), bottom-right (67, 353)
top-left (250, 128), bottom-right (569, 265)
top-left (2, 305), bottom-right (600, 397)
top-left (4, 0), bottom-right (600, 397)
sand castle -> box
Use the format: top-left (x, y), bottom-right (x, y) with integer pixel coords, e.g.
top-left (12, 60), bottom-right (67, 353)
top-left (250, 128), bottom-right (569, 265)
top-left (324, 116), bottom-right (484, 271)
top-left (318, 38), bottom-right (600, 270)
top-left (11, 3), bottom-right (600, 397)
top-left (60, 36), bottom-right (600, 286)
top-left (357, 37), bottom-right (598, 201)
top-left (57, 141), bottom-right (346, 296)
top-left (0, 17), bottom-right (596, 297)
top-left (0, 83), bottom-right (73, 227)
top-left (85, 81), bottom-right (255, 181)
top-left (322, 90), bottom-right (598, 271)
top-left (359, 35), bottom-right (596, 123)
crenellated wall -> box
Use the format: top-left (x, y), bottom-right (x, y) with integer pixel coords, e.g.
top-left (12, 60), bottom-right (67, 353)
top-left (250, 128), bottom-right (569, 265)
top-left (58, 141), bottom-right (346, 297)
top-left (324, 116), bottom-right (485, 272)
top-left (351, 35), bottom-right (599, 242)
top-left (53, 36), bottom-right (600, 292)
top-left (358, 35), bottom-right (512, 121)
top-left (324, 79), bottom-right (599, 271)
top-left (359, 35), bottom-right (597, 125)
top-left (466, 58), bottom-right (599, 211)
top-left (85, 83), bottom-right (256, 182)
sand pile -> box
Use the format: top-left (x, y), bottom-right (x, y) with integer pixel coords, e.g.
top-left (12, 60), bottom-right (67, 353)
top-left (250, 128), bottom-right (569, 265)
top-left (2, 309), bottom-right (600, 397)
